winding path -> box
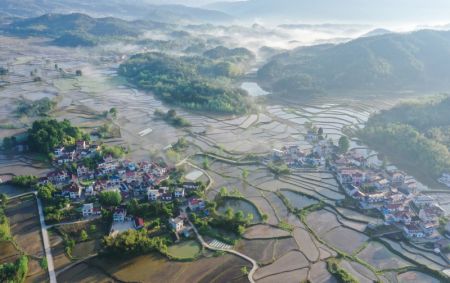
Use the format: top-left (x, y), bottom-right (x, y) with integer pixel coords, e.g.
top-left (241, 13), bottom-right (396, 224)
top-left (177, 157), bottom-right (258, 282)
top-left (187, 217), bottom-right (259, 283)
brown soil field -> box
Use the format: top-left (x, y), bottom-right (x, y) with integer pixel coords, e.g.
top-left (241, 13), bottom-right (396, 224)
top-left (292, 228), bottom-right (319, 261)
top-left (243, 224), bottom-right (290, 239)
top-left (80, 253), bottom-right (250, 283)
top-left (322, 226), bottom-right (369, 254)
top-left (5, 197), bottom-right (48, 282)
top-left (257, 267), bottom-right (308, 283)
top-left (57, 262), bottom-right (116, 283)
top-left (0, 241), bottom-right (20, 264)
top-left (309, 261), bottom-right (337, 283)
top-left (253, 250), bottom-right (309, 280)
top-left (5, 197), bottom-right (44, 257)
top-left (236, 239), bottom-right (277, 264)
top-left (49, 232), bottom-right (72, 272)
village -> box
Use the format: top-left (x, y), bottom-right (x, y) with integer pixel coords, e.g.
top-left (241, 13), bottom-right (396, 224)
top-left (39, 139), bottom-right (207, 240)
top-left (271, 129), bottom-right (450, 256)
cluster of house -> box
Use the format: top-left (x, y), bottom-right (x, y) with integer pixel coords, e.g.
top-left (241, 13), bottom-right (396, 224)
top-left (109, 197), bottom-right (206, 238)
top-left (271, 140), bottom-right (335, 168)
top-left (333, 149), bottom-right (447, 240)
top-left (41, 140), bottom-right (172, 201)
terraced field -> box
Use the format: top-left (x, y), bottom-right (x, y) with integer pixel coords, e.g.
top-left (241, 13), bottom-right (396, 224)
top-left (1, 36), bottom-right (448, 282)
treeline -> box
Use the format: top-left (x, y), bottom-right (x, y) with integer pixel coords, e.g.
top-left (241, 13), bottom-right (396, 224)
top-left (16, 98), bottom-right (55, 117)
top-left (154, 109), bottom-right (191, 127)
top-left (360, 97), bottom-right (450, 179)
top-left (360, 123), bottom-right (450, 178)
top-left (119, 52), bottom-right (250, 114)
top-left (26, 119), bottom-right (87, 155)
top-left (102, 230), bottom-right (170, 256)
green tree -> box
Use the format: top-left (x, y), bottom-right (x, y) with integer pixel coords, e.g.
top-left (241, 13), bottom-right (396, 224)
top-left (109, 107), bottom-right (117, 119)
top-left (37, 183), bottom-right (56, 201)
top-left (0, 194), bottom-right (7, 206)
top-left (242, 169), bottom-right (249, 180)
top-left (80, 229), bottom-right (88, 241)
top-left (99, 191), bottom-right (122, 207)
top-left (338, 136), bottom-right (350, 153)
top-left (89, 224), bottom-right (97, 234)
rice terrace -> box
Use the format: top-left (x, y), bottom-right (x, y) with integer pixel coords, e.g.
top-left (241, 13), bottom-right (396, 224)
top-left (1, 1), bottom-right (450, 283)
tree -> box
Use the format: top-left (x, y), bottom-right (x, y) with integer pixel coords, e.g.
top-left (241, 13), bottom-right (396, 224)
top-left (109, 107), bottom-right (117, 119)
top-left (99, 191), bottom-right (122, 207)
top-left (80, 229), bottom-right (88, 241)
top-left (37, 183), bottom-right (56, 201)
top-left (0, 194), bottom-right (7, 206)
top-left (89, 224), bottom-right (97, 234)
top-left (338, 136), bottom-right (350, 153)
top-left (167, 109), bottom-right (177, 119)
top-left (240, 266), bottom-right (249, 275)
top-left (242, 169), bottom-right (249, 180)
top-left (318, 127), bottom-right (324, 136)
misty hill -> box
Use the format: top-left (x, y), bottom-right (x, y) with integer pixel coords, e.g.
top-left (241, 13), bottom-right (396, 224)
top-left (361, 28), bottom-right (392, 38)
top-left (257, 29), bottom-right (450, 96)
top-left (208, 0), bottom-right (450, 23)
top-left (0, 0), bottom-right (232, 23)
top-left (203, 46), bottom-right (255, 61)
top-left (2, 13), bottom-right (163, 46)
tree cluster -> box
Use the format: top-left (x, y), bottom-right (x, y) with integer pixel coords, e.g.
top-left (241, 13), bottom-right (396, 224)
top-left (119, 52), bottom-right (250, 114)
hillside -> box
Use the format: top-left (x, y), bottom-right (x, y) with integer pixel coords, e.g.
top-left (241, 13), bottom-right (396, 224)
top-left (257, 29), bottom-right (450, 96)
top-left (2, 13), bottom-right (161, 46)
top-left (118, 52), bottom-right (250, 114)
top-left (359, 96), bottom-right (450, 183)
top-left (0, 0), bottom-right (232, 23)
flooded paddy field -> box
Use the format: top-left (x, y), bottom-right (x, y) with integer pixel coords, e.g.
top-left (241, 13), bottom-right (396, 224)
top-left (0, 35), bottom-right (448, 282)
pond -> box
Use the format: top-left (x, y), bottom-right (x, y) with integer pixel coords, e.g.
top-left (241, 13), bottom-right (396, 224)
top-left (167, 240), bottom-right (201, 259)
top-left (0, 184), bottom-right (33, 198)
top-left (217, 198), bottom-right (262, 223)
top-left (281, 190), bottom-right (318, 209)
top-left (240, 82), bottom-right (269, 97)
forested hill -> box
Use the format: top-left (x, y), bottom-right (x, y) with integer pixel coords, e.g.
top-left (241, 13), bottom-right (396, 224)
top-left (2, 13), bottom-right (165, 46)
top-left (359, 96), bottom-right (450, 183)
top-left (118, 52), bottom-right (250, 114)
top-left (257, 29), bottom-right (450, 96)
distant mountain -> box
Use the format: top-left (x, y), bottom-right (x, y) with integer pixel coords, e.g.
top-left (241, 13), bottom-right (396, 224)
top-left (2, 13), bottom-right (163, 46)
top-left (0, 0), bottom-right (233, 23)
top-left (257, 29), bottom-right (450, 96)
top-left (361, 28), bottom-right (392, 38)
top-left (208, 0), bottom-right (450, 23)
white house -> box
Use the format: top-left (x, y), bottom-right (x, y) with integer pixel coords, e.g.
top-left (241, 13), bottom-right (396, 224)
top-left (82, 203), bottom-right (101, 217)
top-left (54, 146), bottom-right (65, 157)
top-left (147, 189), bottom-right (160, 201)
top-left (174, 188), bottom-right (185, 198)
top-left (188, 198), bottom-right (205, 211)
top-left (64, 183), bottom-right (81, 199)
top-left (113, 208), bottom-right (126, 222)
top-left (413, 195), bottom-right (435, 208)
top-left (403, 224), bottom-right (425, 238)
top-left (169, 217), bottom-right (184, 232)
